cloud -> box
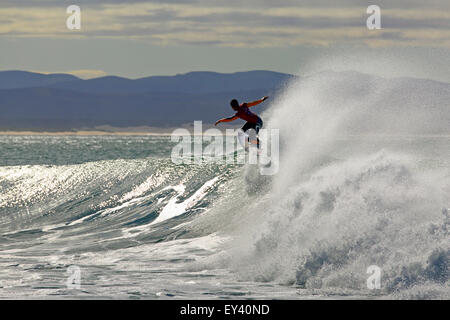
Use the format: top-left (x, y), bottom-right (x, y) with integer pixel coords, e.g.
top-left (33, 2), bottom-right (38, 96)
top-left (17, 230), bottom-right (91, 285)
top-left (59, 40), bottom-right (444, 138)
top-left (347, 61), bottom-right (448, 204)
top-left (1, 1), bottom-right (449, 48)
top-left (2, 0), bottom-right (450, 9)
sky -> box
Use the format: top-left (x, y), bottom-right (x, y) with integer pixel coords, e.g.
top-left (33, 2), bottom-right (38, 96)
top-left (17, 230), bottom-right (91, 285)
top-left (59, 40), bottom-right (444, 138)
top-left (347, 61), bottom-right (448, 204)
top-left (1, 0), bottom-right (450, 81)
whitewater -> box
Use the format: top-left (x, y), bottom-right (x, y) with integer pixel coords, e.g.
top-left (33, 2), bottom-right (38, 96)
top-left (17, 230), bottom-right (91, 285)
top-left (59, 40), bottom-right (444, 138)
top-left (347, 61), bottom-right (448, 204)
top-left (0, 71), bottom-right (448, 299)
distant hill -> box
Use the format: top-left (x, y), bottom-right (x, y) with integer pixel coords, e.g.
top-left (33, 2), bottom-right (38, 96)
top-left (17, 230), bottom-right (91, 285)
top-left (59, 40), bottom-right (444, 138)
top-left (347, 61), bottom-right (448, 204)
top-left (0, 70), bottom-right (293, 94)
top-left (0, 71), bottom-right (80, 90)
top-left (0, 86), bottom-right (275, 129)
top-left (0, 70), bottom-right (449, 133)
top-left (0, 70), bottom-right (292, 130)
top-left (46, 70), bottom-right (293, 94)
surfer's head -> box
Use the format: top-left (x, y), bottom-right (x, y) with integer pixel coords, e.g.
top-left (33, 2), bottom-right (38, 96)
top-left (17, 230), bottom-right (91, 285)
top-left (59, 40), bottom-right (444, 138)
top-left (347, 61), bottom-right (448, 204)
top-left (230, 99), bottom-right (239, 110)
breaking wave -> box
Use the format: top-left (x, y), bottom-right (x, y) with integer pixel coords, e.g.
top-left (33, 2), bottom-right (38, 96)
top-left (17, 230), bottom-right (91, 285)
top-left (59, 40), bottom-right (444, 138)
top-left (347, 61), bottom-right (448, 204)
top-left (195, 71), bottom-right (450, 299)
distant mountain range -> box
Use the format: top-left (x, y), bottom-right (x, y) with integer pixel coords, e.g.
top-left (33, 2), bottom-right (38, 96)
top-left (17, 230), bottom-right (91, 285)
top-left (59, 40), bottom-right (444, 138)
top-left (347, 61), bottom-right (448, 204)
top-left (0, 70), bottom-right (293, 130)
top-left (0, 70), bottom-right (449, 134)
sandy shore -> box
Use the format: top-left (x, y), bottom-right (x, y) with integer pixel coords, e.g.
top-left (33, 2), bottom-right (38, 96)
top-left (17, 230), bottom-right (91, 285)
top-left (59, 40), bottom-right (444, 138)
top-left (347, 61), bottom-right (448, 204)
top-left (0, 130), bottom-right (174, 136)
top-left (2, 131), bottom-right (450, 137)
top-left (0, 124), bottom-right (242, 136)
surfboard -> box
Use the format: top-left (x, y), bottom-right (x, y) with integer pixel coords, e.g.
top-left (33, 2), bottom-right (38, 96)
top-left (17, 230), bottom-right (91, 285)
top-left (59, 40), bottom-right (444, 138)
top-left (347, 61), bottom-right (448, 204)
top-left (238, 129), bottom-right (260, 152)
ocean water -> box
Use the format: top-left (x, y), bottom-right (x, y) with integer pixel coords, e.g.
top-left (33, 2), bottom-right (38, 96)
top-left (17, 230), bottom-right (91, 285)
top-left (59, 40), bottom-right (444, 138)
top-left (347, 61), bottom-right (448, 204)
top-left (1, 72), bottom-right (449, 299)
top-left (0, 135), bottom-right (299, 299)
top-left (0, 134), bottom-right (448, 300)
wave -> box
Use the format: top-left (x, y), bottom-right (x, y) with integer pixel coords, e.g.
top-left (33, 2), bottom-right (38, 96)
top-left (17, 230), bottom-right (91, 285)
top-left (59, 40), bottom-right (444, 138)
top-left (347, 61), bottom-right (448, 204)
top-left (192, 71), bottom-right (450, 298)
top-left (222, 152), bottom-right (448, 297)
top-left (0, 158), bottom-right (236, 253)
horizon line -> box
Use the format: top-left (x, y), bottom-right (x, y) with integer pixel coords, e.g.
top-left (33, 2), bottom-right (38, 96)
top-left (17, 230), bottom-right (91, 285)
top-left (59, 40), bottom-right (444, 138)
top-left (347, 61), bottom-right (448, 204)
top-left (1, 69), bottom-right (450, 85)
top-left (0, 69), bottom-right (296, 81)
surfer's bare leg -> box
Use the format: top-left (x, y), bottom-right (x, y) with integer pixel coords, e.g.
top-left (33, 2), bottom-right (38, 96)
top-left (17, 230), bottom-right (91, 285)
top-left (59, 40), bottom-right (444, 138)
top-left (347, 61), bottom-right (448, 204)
top-left (242, 119), bottom-right (263, 149)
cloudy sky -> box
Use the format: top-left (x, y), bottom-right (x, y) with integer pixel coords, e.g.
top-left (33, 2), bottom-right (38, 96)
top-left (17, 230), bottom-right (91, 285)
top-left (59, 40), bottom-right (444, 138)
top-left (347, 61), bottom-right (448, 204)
top-left (1, 0), bottom-right (449, 81)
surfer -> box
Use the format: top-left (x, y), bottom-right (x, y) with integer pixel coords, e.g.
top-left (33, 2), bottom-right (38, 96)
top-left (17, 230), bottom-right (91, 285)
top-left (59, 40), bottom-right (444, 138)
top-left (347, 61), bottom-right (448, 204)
top-left (215, 96), bottom-right (268, 147)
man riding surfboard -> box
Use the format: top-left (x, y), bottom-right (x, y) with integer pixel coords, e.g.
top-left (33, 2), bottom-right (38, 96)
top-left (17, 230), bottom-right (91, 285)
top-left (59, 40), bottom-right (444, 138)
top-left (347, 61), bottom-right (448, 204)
top-left (215, 96), bottom-right (269, 148)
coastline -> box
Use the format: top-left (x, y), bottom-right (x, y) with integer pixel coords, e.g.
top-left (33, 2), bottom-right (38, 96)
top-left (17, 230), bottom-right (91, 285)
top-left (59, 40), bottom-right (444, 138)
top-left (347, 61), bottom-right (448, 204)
top-left (0, 124), bottom-right (243, 136)
top-left (1, 130), bottom-right (450, 138)
top-left (0, 130), bottom-right (173, 136)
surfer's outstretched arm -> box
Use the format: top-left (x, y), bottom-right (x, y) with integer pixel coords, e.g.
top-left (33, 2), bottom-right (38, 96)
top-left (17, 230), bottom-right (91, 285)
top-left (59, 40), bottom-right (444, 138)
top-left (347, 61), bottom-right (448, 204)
top-left (215, 115), bottom-right (239, 125)
top-left (246, 96), bottom-right (269, 107)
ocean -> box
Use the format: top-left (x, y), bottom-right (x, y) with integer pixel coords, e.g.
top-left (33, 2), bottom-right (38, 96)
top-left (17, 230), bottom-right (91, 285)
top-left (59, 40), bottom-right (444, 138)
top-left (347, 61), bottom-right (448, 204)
top-left (0, 134), bottom-right (448, 299)
top-left (0, 73), bottom-right (449, 299)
